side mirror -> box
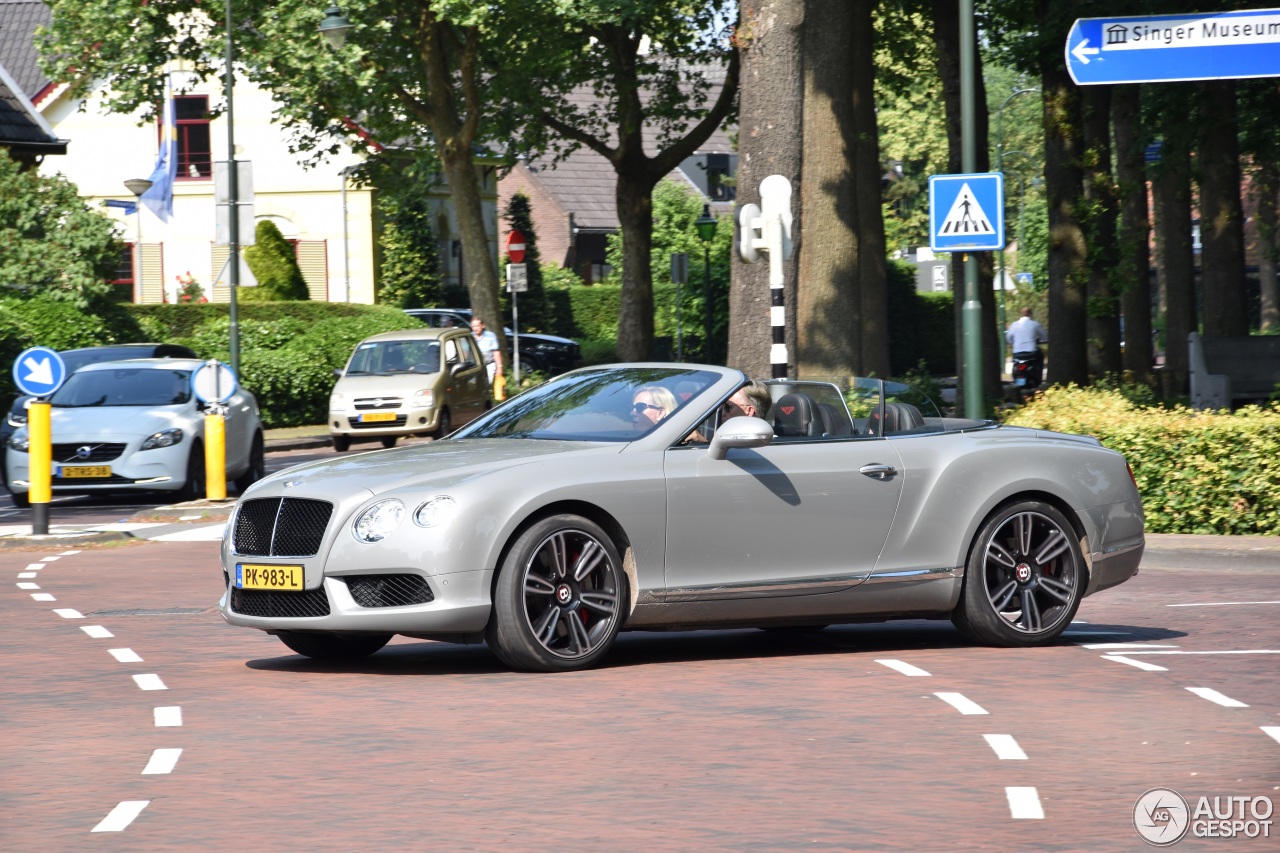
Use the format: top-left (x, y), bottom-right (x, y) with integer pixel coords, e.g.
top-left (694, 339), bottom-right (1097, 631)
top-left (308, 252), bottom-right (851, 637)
top-left (708, 416), bottom-right (774, 460)
top-left (333, 368), bottom-right (343, 378)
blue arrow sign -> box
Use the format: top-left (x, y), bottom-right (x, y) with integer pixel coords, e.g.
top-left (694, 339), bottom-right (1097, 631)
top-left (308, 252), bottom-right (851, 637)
top-left (13, 347), bottom-right (67, 397)
top-left (1068, 9), bottom-right (1280, 85)
top-left (929, 173), bottom-right (1004, 253)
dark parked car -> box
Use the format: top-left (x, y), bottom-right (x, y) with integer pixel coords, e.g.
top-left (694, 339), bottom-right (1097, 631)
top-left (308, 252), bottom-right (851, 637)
top-left (403, 308), bottom-right (581, 375)
top-left (2, 343), bottom-right (197, 492)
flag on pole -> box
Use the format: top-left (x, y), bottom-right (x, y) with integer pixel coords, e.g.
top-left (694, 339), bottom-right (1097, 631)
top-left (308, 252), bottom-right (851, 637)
top-left (140, 85), bottom-right (177, 222)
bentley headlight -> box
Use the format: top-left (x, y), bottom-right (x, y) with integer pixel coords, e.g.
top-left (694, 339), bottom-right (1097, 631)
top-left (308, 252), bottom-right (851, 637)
top-left (141, 427), bottom-right (184, 450)
top-left (8, 435), bottom-right (29, 453)
top-left (414, 495), bottom-right (457, 528)
top-left (353, 499), bottom-right (405, 543)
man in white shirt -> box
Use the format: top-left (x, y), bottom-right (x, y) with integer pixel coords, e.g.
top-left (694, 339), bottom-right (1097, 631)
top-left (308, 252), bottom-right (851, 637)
top-left (1006, 307), bottom-right (1047, 385)
top-left (470, 316), bottom-right (504, 385)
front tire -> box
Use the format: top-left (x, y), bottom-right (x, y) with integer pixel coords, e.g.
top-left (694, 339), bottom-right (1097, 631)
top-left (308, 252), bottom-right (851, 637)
top-left (332, 434), bottom-right (351, 452)
top-left (12, 490), bottom-right (30, 508)
top-left (234, 431), bottom-right (265, 493)
top-left (380, 435), bottom-right (398, 448)
top-left (953, 500), bottom-right (1086, 646)
top-left (178, 441), bottom-right (206, 501)
top-left (277, 631), bottom-right (392, 660)
top-left (434, 408), bottom-right (452, 440)
top-left (486, 514), bottom-right (626, 672)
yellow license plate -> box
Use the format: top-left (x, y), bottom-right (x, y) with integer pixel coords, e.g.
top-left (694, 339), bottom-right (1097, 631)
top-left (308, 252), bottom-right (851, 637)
top-left (59, 465), bottom-right (112, 479)
top-left (360, 411), bottom-right (397, 423)
top-left (235, 563), bottom-right (304, 591)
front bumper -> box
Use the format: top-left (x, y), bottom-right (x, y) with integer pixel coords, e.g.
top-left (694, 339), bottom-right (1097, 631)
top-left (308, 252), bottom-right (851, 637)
top-left (330, 407), bottom-right (441, 437)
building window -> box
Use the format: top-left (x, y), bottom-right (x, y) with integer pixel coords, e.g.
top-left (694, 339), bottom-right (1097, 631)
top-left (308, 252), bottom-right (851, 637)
top-left (175, 95), bottom-right (212, 179)
top-left (705, 153), bottom-right (734, 202)
top-left (111, 244), bottom-right (136, 302)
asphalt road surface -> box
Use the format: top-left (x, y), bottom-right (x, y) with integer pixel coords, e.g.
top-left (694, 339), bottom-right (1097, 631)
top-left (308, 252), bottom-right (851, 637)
top-left (4, 519), bottom-right (1278, 851)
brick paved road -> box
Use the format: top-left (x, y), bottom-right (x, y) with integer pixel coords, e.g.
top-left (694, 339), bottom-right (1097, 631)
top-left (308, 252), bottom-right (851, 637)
top-left (3, 541), bottom-right (1277, 852)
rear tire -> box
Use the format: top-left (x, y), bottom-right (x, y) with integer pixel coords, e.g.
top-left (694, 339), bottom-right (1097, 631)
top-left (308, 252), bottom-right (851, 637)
top-left (332, 434), bottom-right (351, 452)
top-left (234, 431), bottom-right (265, 493)
top-left (277, 631), bottom-right (392, 660)
top-left (486, 514), bottom-right (626, 672)
top-left (952, 500), bottom-right (1086, 646)
top-left (178, 441), bottom-right (206, 501)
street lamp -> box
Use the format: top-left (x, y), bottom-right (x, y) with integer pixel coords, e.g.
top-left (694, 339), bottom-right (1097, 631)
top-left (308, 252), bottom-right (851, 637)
top-left (318, 5), bottom-right (352, 50)
top-left (695, 204), bottom-right (717, 363)
top-left (124, 178), bottom-right (152, 303)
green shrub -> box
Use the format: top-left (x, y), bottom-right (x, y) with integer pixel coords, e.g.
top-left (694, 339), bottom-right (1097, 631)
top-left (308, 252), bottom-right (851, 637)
top-left (579, 338), bottom-right (619, 365)
top-left (243, 221), bottom-right (310, 301)
top-left (1003, 384), bottom-right (1280, 535)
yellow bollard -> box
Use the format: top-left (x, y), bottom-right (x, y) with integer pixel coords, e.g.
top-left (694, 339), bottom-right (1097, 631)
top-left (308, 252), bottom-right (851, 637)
top-left (494, 372), bottom-right (506, 401)
top-left (28, 400), bottom-right (52, 534)
top-left (204, 412), bottom-right (226, 500)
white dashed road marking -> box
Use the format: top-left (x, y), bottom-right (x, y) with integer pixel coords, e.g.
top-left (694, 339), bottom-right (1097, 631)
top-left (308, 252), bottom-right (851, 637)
top-left (934, 692), bottom-right (988, 715)
top-left (1186, 687), bottom-right (1248, 708)
top-left (53, 608), bottom-right (83, 619)
top-left (1081, 643), bottom-right (1180, 650)
top-left (1006, 787), bottom-right (1044, 819)
top-left (1102, 654), bottom-right (1169, 671)
top-left (91, 801), bottom-right (149, 832)
top-left (81, 625), bottom-right (114, 638)
top-left (109, 648), bottom-right (143, 663)
top-left (31, 593), bottom-right (55, 601)
top-left (154, 706), bottom-right (183, 727)
top-left (141, 748), bottom-right (182, 775)
top-left (17, 582), bottom-right (39, 589)
top-left (1262, 727), bottom-right (1280, 745)
top-left (983, 734), bottom-right (1028, 760)
top-left (132, 674), bottom-right (167, 691)
top-left (1167, 600), bottom-right (1280, 607)
top-left (18, 572), bottom-right (37, 578)
top-left (24, 563), bottom-right (46, 571)
top-left (875, 659), bottom-right (931, 677)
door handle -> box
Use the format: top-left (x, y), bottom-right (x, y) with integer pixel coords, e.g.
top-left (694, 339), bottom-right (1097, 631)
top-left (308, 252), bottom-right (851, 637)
top-left (859, 463), bottom-right (898, 480)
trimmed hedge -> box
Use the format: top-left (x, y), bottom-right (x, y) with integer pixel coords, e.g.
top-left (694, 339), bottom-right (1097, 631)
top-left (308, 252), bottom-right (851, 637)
top-left (1002, 384), bottom-right (1280, 536)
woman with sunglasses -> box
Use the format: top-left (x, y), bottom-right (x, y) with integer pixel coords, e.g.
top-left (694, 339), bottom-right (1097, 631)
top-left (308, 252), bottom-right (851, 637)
top-left (631, 385), bottom-right (678, 427)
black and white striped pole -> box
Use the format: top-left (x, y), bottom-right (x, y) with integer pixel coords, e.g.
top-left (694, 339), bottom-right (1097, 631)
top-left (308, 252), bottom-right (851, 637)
top-left (737, 175), bottom-right (794, 378)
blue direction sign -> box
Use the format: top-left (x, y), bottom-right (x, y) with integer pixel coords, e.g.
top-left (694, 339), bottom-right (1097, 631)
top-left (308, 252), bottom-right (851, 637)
top-left (12, 347), bottom-right (67, 397)
top-left (1068, 8), bottom-right (1280, 85)
top-left (104, 199), bottom-right (138, 213)
top-left (929, 173), bottom-right (1004, 253)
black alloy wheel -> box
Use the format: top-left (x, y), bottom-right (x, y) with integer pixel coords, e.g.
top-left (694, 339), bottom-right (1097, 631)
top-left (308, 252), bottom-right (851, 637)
top-left (487, 514), bottom-right (626, 672)
top-left (953, 500), bottom-right (1085, 646)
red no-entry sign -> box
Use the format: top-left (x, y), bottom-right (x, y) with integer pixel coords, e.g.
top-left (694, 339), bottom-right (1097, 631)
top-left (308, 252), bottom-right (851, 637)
top-left (506, 230), bottom-right (526, 264)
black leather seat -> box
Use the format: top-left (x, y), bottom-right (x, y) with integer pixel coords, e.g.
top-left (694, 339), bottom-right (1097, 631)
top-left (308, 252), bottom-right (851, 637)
top-left (773, 393), bottom-right (822, 437)
top-left (816, 403), bottom-right (854, 436)
top-left (867, 402), bottom-right (924, 435)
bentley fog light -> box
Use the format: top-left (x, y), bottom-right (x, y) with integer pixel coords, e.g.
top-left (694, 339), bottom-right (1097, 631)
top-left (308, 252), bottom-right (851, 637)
top-left (141, 427), bottom-right (184, 450)
top-left (413, 495), bottom-right (457, 528)
top-left (353, 499), bottom-right (405, 543)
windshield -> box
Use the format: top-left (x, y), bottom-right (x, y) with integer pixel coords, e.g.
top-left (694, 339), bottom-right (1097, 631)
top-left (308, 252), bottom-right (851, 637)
top-left (454, 367), bottom-right (720, 442)
top-left (52, 368), bottom-right (193, 408)
top-left (346, 340), bottom-right (441, 375)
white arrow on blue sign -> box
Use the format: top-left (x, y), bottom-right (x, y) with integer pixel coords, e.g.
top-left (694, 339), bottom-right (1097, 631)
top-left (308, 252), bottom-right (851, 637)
top-left (12, 347), bottom-right (67, 397)
top-left (1067, 8), bottom-right (1280, 85)
top-left (929, 173), bottom-right (1004, 253)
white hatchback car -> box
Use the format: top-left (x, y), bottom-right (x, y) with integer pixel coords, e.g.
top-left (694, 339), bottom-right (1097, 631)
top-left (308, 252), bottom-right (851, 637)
top-left (5, 358), bottom-right (264, 506)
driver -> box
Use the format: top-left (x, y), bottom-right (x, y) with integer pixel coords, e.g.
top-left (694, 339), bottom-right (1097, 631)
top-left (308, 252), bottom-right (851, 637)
top-left (631, 385), bottom-right (678, 427)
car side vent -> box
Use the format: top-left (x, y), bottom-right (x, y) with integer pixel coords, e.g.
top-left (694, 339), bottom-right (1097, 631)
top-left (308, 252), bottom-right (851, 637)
top-left (341, 574), bottom-right (435, 608)
top-left (233, 497), bottom-right (333, 557)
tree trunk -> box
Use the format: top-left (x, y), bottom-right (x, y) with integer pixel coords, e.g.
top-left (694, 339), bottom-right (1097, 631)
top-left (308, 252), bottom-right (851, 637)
top-left (933, 0), bottom-right (1001, 409)
top-left (1196, 81), bottom-right (1250, 337)
top-left (1153, 100), bottom-right (1196, 398)
top-left (1256, 159), bottom-right (1280, 334)
top-left (797, 0), bottom-right (857, 380)
top-left (850, 0), bottom-right (890, 379)
top-left (730, 0), bottom-right (805, 379)
top-left (615, 165), bottom-right (656, 361)
top-left (1081, 86), bottom-right (1122, 377)
top-left (1113, 84), bottom-right (1153, 383)
top-left (439, 147), bottom-right (503, 354)
top-left (1040, 63), bottom-right (1088, 387)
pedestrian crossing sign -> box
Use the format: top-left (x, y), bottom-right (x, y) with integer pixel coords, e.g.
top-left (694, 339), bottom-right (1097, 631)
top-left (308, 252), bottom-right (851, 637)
top-left (928, 173), bottom-right (1004, 252)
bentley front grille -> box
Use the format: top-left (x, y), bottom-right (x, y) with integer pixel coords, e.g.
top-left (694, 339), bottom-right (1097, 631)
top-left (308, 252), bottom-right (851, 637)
top-left (230, 587), bottom-right (331, 618)
top-left (341, 574), bottom-right (435, 608)
top-left (233, 497), bottom-right (333, 557)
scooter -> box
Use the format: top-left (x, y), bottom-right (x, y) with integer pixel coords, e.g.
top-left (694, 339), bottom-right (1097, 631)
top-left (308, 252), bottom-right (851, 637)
top-left (1011, 350), bottom-right (1042, 390)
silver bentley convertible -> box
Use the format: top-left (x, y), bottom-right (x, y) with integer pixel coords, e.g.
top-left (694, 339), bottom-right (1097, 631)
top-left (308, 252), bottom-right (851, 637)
top-left (219, 364), bottom-right (1144, 672)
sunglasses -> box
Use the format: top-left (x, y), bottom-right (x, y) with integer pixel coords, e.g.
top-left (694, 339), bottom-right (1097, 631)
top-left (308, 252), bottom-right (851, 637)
top-left (722, 401), bottom-right (741, 414)
top-left (632, 402), bottom-right (664, 414)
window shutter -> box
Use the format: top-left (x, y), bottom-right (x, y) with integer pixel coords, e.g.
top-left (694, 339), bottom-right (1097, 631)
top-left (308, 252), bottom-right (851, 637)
top-left (295, 240), bottom-right (329, 301)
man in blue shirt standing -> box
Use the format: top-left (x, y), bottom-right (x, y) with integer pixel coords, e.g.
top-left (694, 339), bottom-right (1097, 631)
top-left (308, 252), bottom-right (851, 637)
top-left (470, 316), bottom-right (504, 386)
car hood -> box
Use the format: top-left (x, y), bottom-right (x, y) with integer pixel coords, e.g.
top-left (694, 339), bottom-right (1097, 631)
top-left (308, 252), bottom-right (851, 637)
top-left (32, 406), bottom-right (190, 441)
top-left (334, 373), bottom-right (444, 394)
top-left (250, 438), bottom-right (624, 498)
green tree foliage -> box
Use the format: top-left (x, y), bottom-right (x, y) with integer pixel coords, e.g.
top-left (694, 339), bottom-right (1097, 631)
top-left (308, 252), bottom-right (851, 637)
top-left (373, 160), bottom-right (443, 310)
top-left (499, 192), bottom-right (549, 332)
top-left (242, 221), bottom-right (310, 302)
top-left (0, 150), bottom-right (121, 308)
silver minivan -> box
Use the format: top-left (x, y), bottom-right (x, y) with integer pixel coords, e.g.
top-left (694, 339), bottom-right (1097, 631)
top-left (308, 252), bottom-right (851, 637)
top-left (328, 327), bottom-right (490, 451)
